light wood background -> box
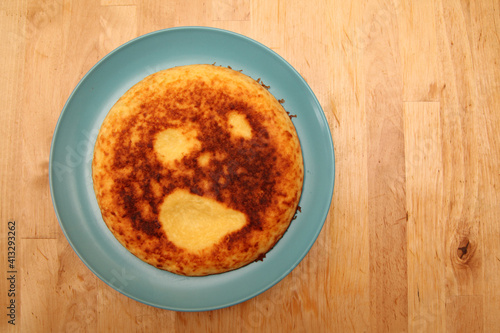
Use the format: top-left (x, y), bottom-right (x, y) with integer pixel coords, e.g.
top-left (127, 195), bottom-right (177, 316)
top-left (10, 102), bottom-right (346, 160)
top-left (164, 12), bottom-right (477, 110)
top-left (1, 0), bottom-right (499, 332)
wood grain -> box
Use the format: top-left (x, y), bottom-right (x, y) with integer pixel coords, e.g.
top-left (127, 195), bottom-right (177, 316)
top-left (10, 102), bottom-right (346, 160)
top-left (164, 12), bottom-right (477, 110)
top-left (1, 0), bottom-right (499, 332)
top-left (364, 1), bottom-right (408, 331)
top-left (405, 102), bottom-right (445, 332)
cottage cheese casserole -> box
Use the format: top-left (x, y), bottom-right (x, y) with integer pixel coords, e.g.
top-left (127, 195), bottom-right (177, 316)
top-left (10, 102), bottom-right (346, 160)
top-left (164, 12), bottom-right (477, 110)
top-left (92, 64), bottom-right (303, 276)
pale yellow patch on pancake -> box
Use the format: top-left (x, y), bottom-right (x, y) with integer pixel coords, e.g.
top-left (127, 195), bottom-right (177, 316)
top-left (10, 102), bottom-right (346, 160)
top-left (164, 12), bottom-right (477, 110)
top-left (198, 152), bottom-right (211, 167)
top-left (154, 128), bottom-right (200, 165)
top-left (227, 112), bottom-right (252, 139)
top-left (159, 189), bottom-right (247, 252)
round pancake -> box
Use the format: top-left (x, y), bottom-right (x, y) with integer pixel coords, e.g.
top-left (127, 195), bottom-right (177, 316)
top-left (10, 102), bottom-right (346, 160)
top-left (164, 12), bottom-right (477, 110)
top-left (92, 64), bottom-right (303, 276)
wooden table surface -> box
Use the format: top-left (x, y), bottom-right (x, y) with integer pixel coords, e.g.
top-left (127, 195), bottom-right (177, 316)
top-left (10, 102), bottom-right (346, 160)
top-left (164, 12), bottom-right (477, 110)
top-left (1, 0), bottom-right (499, 332)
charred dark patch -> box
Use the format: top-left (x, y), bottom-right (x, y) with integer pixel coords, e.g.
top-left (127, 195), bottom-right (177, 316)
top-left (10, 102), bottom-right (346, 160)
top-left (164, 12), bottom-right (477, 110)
top-left (108, 78), bottom-right (288, 253)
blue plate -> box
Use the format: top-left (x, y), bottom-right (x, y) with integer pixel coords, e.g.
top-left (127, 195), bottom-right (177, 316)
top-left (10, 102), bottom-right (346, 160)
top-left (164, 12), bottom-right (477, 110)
top-left (49, 27), bottom-right (335, 311)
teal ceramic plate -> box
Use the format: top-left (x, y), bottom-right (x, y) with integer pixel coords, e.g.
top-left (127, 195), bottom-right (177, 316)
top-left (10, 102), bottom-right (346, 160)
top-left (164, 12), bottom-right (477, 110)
top-left (49, 27), bottom-right (334, 311)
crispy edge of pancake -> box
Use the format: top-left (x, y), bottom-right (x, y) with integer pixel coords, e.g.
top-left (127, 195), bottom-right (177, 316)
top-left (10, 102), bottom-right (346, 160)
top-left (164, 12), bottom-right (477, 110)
top-left (92, 64), bottom-right (304, 276)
